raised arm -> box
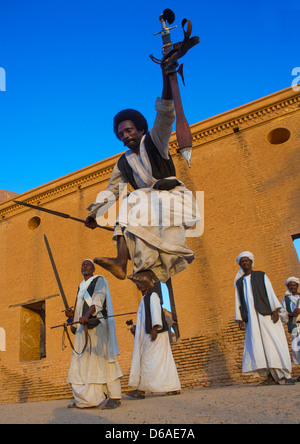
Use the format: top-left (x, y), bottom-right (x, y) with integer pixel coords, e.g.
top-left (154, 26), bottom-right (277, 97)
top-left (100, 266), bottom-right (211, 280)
top-left (149, 71), bottom-right (175, 160)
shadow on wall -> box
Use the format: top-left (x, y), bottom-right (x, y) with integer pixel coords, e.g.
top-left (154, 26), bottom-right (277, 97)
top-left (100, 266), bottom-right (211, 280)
top-left (203, 340), bottom-right (233, 386)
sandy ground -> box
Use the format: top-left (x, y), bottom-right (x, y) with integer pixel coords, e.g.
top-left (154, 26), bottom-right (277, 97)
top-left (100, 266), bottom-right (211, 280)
top-left (0, 382), bottom-right (300, 425)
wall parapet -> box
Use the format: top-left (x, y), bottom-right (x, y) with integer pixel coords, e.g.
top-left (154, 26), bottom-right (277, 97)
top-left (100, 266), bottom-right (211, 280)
top-left (1, 86), bottom-right (299, 222)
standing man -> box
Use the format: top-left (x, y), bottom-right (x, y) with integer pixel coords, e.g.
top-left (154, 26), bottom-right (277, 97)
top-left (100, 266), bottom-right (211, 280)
top-left (126, 279), bottom-right (181, 399)
top-left (234, 251), bottom-right (294, 385)
top-left (280, 277), bottom-right (300, 379)
top-left (85, 70), bottom-right (200, 287)
top-left (66, 259), bottom-right (123, 409)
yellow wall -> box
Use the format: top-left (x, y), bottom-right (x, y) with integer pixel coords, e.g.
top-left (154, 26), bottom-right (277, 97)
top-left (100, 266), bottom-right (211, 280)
top-left (0, 86), bottom-right (299, 403)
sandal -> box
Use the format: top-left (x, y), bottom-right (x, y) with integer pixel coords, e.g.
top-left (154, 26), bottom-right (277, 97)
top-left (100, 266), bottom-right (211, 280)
top-left (126, 390), bottom-right (145, 399)
top-left (67, 402), bottom-right (78, 409)
top-left (164, 390), bottom-right (181, 396)
top-left (257, 378), bottom-right (279, 386)
top-left (285, 378), bottom-right (295, 385)
top-left (101, 398), bottom-right (121, 410)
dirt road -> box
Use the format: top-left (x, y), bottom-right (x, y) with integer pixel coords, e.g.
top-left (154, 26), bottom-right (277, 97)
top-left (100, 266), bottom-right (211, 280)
top-left (0, 382), bottom-right (299, 425)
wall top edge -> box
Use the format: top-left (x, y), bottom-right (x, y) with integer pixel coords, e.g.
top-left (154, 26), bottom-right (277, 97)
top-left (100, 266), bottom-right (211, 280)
top-left (1, 86), bottom-right (299, 217)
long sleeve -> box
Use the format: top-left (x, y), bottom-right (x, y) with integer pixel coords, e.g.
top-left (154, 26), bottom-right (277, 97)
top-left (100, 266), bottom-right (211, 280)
top-left (264, 274), bottom-right (282, 311)
top-left (91, 277), bottom-right (107, 319)
top-left (234, 285), bottom-right (243, 322)
top-left (150, 292), bottom-right (163, 330)
top-left (149, 98), bottom-right (175, 160)
top-left (280, 296), bottom-right (289, 324)
top-left (87, 163), bottom-right (127, 218)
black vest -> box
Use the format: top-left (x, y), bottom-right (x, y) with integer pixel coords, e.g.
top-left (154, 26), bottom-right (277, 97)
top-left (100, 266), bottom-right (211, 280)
top-left (72, 276), bottom-right (107, 332)
top-left (143, 290), bottom-right (169, 335)
top-left (236, 271), bottom-right (272, 323)
top-left (284, 295), bottom-right (300, 334)
top-left (117, 132), bottom-right (176, 190)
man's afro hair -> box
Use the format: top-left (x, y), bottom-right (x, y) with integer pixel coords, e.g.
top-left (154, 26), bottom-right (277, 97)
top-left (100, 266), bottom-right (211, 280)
top-left (113, 109), bottom-right (148, 139)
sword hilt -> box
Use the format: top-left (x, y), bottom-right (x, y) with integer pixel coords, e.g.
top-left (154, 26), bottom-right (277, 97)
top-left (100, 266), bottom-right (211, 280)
top-left (154, 8), bottom-right (177, 56)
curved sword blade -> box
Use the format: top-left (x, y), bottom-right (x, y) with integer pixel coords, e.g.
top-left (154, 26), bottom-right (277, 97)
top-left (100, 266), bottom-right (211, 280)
top-left (44, 235), bottom-right (69, 310)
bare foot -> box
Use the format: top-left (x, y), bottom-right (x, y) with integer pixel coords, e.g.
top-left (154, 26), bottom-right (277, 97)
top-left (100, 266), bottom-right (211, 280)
top-left (93, 257), bottom-right (126, 280)
top-left (127, 270), bottom-right (155, 289)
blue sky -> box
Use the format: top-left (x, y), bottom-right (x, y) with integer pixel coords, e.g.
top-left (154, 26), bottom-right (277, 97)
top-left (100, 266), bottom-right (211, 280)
top-left (0, 0), bottom-right (299, 195)
top-left (0, 1), bottom-right (299, 308)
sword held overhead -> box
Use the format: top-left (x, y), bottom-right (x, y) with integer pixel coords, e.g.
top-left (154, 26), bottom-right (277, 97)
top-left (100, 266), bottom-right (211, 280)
top-left (150, 8), bottom-right (200, 168)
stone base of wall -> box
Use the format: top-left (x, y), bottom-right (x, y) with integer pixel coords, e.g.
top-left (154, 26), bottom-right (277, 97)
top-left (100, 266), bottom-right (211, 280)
top-left (1, 325), bottom-right (299, 404)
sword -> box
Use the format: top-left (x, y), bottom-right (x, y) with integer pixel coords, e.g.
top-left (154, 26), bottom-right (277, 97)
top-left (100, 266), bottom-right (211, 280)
top-left (44, 235), bottom-right (73, 324)
top-left (13, 200), bottom-right (114, 232)
top-left (151, 8), bottom-right (199, 168)
top-left (50, 311), bottom-right (137, 329)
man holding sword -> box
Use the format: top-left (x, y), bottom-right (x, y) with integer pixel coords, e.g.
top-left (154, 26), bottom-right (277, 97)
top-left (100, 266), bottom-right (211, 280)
top-left (65, 259), bottom-right (123, 409)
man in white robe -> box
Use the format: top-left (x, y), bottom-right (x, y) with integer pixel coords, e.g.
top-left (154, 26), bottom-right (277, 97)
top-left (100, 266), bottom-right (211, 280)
top-left (127, 279), bottom-right (181, 398)
top-left (280, 277), bottom-right (300, 379)
top-left (66, 260), bottom-right (123, 409)
top-left (234, 251), bottom-right (294, 385)
top-left (85, 70), bottom-right (200, 286)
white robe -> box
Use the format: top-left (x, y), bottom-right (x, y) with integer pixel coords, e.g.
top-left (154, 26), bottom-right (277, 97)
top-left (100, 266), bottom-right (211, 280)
top-left (87, 98), bottom-right (200, 283)
top-left (281, 294), bottom-right (300, 364)
top-left (128, 292), bottom-right (181, 393)
top-left (235, 274), bottom-right (292, 380)
top-left (68, 275), bottom-right (123, 407)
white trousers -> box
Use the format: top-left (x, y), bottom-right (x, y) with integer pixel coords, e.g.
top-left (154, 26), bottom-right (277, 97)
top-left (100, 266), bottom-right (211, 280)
top-left (72, 378), bottom-right (122, 408)
top-left (256, 368), bottom-right (291, 382)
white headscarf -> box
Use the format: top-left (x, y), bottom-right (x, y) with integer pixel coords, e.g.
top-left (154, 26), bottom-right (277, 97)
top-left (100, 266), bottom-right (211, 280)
top-left (82, 259), bottom-right (94, 265)
top-left (284, 276), bottom-right (300, 295)
top-left (234, 251), bottom-right (255, 286)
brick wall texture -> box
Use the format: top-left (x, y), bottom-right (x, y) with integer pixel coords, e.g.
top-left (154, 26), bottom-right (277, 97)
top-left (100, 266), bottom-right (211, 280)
top-left (0, 86), bottom-right (299, 404)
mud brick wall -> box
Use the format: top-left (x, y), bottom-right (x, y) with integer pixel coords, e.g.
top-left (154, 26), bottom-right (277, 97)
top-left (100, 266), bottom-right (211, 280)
top-left (0, 86), bottom-right (299, 404)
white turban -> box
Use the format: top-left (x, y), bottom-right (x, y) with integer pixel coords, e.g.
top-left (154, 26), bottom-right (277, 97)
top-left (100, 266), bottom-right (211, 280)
top-left (82, 259), bottom-right (95, 265)
top-left (285, 276), bottom-right (300, 295)
top-left (285, 276), bottom-right (300, 287)
top-left (234, 251), bottom-right (255, 286)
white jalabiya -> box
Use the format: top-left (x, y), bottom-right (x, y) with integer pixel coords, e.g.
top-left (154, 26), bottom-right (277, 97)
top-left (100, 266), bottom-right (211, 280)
top-left (235, 274), bottom-right (292, 381)
top-left (68, 275), bottom-right (123, 408)
top-left (116, 185), bottom-right (200, 282)
top-left (234, 251), bottom-right (255, 286)
top-left (280, 294), bottom-right (300, 324)
top-left (87, 98), bottom-right (200, 283)
top-left (281, 293), bottom-right (300, 364)
top-left (285, 276), bottom-right (300, 288)
top-left (129, 292), bottom-right (181, 393)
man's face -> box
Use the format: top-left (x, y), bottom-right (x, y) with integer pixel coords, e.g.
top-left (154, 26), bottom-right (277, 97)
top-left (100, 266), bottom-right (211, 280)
top-left (81, 260), bottom-right (95, 277)
top-left (239, 257), bottom-right (253, 273)
top-left (117, 120), bottom-right (144, 152)
top-left (136, 281), bottom-right (149, 294)
top-left (288, 281), bottom-right (299, 294)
